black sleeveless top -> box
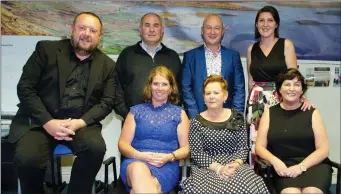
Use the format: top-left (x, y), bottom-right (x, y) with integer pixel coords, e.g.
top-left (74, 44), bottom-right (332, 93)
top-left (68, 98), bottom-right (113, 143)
top-left (250, 38), bottom-right (287, 82)
top-left (268, 104), bottom-right (316, 162)
top-left (268, 104), bottom-right (331, 194)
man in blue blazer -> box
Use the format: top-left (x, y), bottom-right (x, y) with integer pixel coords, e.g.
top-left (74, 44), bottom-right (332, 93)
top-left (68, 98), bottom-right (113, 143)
top-left (181, 14), bottom-right (245, 119)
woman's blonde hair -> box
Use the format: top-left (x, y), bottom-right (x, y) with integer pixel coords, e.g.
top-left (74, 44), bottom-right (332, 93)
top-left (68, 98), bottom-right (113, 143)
top-left (143, 66), bottom-right (180, 105)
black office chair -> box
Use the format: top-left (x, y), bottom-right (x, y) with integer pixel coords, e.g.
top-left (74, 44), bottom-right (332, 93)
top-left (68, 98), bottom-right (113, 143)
top-left (106, 160), bottom-right (188, 194)
top-left (16, 145), bottom-right (116, 194)
top-left (255, 158), bottom-right (341, 194)
top-left (102, 156), bottom-right (118, 194)
top-left (1, 114), bottom-right (116, 194)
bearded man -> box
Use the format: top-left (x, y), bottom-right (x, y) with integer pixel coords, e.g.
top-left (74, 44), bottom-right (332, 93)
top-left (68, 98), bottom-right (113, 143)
top-left (8, 12), bottom-right (116, 194)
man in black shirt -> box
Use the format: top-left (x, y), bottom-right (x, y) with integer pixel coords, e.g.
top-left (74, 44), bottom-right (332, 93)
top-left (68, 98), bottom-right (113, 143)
top-left (114, 12), bottom-right (182, 119)
top-left (8, 12), bottom-right (116, 194)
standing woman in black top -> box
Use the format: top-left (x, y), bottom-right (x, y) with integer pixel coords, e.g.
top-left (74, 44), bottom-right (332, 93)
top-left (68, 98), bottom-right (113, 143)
top-left (246, 6), bottom-right (312, 166)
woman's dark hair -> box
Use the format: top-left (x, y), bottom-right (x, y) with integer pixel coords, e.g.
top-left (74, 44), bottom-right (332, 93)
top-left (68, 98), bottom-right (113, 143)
top-left (254, 6), bottom-right (280, 39)
top-left (276, 68), bottom-right (307, 97)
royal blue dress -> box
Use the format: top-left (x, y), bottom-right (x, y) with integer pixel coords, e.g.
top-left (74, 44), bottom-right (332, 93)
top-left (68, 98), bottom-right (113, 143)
top-left (120, 103), bottom-right (182, 193)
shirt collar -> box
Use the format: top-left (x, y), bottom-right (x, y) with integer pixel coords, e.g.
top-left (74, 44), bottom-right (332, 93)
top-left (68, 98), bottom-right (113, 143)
top-left (204, 43), bottom-right (221, 53)
top-left (70, 39), bottom-right (94, 62)
top-left (71, 49), bottom-right (94, 63)
top-left (140, 41), bottom-right (163, 54)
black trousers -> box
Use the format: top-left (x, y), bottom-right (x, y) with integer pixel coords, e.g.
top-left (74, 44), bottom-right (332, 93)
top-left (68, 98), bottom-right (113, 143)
top-left (13, 126), bottom-right (106, 194)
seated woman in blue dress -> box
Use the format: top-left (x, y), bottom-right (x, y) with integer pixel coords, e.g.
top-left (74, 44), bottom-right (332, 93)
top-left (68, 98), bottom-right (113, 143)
top-left (256, 68), bottom-right (332, 194)
top-left (118, 66), bottom-right (190, 193)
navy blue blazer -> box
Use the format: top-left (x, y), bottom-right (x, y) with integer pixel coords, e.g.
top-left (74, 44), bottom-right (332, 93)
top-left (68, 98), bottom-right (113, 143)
top-left (181, 45), bottom-right (245, 119)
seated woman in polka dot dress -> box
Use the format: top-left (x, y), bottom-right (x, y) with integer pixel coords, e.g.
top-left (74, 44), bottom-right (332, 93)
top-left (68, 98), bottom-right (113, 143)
top-left (180, 75), bottom-right (269, 194)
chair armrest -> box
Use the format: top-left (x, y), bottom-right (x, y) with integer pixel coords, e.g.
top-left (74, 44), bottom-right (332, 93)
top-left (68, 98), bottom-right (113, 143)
top-left (102, 157), bottom-right (117, 194)
top-left (329, 160), bottom-right (341, 169)
top-left (179, 157), bottom-right (192, 178)
top-left (254, 158), bottom-right (273, 176)
top-left (328, 160), bottom-right (341, 194)
top-left (254, 158), bottom-right (271, 169)
top-left (103, 157), bottom-right (115, 165)
top-left (254, 158), bottom-right (274, 183)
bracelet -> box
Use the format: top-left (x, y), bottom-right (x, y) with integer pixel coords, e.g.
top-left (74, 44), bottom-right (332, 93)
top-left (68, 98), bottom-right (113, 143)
top-left (216, 164), bottom-right (223, 175)
top-left (234, 160), bottom-right (243, 166)
top-left (170, 152), bottom-right (176, 162)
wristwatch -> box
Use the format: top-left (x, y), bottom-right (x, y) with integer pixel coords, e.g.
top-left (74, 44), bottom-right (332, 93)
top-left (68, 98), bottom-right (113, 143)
top-left (299, 163), bottom-right (307, 172)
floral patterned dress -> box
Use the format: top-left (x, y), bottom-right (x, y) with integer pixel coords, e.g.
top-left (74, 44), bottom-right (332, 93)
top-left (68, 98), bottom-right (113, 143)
top-left (248, 38), bottom-right (287, 166)
top-left (247, 82), bottom-right (280, 166)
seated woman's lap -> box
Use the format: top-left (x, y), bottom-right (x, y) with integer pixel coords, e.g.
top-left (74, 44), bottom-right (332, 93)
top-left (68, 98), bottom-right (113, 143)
top-left (275, 163), bottom-right (332, 194)
top-left (126, 161), bottom-right (158, 185)
top-left (281, 187), bottom-right (323, 194)
top-left (121, 158), bottom-right (179, 193)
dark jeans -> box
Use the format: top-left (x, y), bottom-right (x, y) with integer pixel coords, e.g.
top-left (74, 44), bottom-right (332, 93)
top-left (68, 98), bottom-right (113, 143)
top-left (13, 126), bottom-right (106, 194)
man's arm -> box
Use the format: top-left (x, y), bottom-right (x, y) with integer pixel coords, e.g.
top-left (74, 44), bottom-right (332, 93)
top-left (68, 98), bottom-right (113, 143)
top-left (17, 41), bottom-right (53, 125)
top-left (181, 51), bottom-right (199, 119)
top-left (231, 52), bottom-right (245, 113)
top-left (80, 59), bottom-right (116, 126)
top-left (113, 51), bottom-right (129, 119)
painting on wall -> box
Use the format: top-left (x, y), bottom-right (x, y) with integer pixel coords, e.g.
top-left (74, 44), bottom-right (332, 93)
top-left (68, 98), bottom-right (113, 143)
top-left (1, 1), bottom-right (340, 60)
top-left (305, 67), bottom-right (331, 87)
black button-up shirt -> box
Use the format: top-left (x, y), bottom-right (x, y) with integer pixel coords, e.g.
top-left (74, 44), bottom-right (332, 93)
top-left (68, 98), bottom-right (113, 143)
top-left (59, 52), bottom-right (92, 118)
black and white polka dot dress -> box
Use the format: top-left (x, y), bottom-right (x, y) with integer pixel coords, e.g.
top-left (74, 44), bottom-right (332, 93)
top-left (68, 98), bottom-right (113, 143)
top-left (179, 110), bottom-right (269, 194)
